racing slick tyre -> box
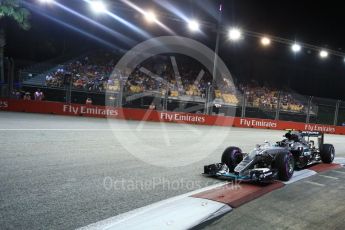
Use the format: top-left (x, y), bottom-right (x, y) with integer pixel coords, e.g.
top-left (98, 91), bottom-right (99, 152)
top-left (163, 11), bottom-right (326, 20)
top-left (275, 151), bottom-right (295, 181)
top-left (221, 146), bottom-right (243, 172)
top-left (320, 144), bottom-right (335, 163)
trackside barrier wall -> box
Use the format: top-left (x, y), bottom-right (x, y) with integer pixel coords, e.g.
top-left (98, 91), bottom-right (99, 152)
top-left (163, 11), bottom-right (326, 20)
top-left (1, 98), bottom-right (345, 135)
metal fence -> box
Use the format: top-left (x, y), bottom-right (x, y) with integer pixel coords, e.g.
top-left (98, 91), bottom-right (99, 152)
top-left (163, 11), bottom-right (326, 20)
top-left (21, 85), bottom-right (345, 126)
top-left (338, 101), bottom-right (345, 126)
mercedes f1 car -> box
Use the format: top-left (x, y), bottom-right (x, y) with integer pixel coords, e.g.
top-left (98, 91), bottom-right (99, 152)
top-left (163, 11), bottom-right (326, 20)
top-left (204, 130), bottom-right (335, 182)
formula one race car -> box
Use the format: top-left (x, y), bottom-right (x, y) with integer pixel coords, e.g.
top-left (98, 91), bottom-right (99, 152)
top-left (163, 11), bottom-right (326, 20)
top-left (204, 130), bottom-right (335, 182)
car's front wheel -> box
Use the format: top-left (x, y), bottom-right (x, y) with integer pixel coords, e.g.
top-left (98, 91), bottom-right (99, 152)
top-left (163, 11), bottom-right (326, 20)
top-left (275, 151), bottom-right (295, 181)
top-left (221, 146), bottom-right (243, 172)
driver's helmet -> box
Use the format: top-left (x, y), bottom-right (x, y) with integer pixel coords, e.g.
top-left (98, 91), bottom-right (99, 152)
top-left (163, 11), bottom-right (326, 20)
top-left (285, 131), bottom-right (302, 141)
top-left (284, 132), bottom-right (292, 140)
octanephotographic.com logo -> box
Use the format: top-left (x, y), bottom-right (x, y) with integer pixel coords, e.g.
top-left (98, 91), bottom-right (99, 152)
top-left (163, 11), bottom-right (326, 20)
top-left (103, 176), bottom-right (242, 192)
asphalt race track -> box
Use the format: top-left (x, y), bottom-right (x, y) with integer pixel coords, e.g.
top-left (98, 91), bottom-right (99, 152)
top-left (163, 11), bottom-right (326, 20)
top-left (1, 111), bottom-right (345, 229)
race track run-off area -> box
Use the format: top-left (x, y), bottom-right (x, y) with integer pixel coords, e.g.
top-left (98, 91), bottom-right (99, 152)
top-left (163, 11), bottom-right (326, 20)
top-left (1, 111), bottom-right (345, 230)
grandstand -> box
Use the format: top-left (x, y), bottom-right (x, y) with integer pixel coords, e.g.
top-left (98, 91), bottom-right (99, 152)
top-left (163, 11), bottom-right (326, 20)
top-left (21, 52), bottom-right (85, 86)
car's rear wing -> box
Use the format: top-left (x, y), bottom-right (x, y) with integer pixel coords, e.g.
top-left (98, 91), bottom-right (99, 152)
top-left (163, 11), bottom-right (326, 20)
top-left (301, 131), bottom-right (323, 137)
top-left (301, 131), bottom-right (324, 149)
top-left (285, 129), bottom-right (324, 148)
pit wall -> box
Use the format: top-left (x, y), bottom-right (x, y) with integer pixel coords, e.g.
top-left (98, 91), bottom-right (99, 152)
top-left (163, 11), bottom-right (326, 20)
top-left (1, 98), bottom-right (344, 135)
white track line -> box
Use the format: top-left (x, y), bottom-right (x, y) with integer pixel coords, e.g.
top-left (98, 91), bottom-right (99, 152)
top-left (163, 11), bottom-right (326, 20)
top-left (304, 181), bottom-right (326, 187)
top-left (0, 129), bottom-right (114, 131)
top-left (317, 175), bottom-right (339, 180)
top-left (0, 127), bottom-right (264, 132)
top-left (0, 128), bottom-right (206, 131)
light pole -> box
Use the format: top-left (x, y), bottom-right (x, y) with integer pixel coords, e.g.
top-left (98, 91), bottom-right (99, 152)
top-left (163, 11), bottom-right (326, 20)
top-left (0, 30), bottom-right (5, 97)
top-left (206, 4), bottom-right (223, 115)
top-left (212, 4), bottom-right (222, 79)
top-left (205, 84), bottom-right (213, 114)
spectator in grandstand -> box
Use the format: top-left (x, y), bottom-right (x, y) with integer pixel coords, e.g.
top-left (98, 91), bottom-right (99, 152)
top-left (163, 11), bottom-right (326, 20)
top-left (86, 97), bottom-right (92, 105)
top-left (23, 92), bottom-right (31, 100)
top-left (16, 90), bottom-right (22, 99)
top-left (213, 103), bottom-right (221, 115)
top-left (342, 122), bottom-right (345, 126)
top-left (148, 103), bottom-right (156, 110)
top-left (34, 89), bottom-right (44, 101)
top-left (46, 74), bottom-right (53, 82)
top-left (10, 90), bottom-right (20, 99)
top-left (108, 95), bottom-right (116, 101)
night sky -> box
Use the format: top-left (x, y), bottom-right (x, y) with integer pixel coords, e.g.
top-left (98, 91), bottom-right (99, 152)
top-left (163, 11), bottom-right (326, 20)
top-left (4, 0), bottom-right (345, 99)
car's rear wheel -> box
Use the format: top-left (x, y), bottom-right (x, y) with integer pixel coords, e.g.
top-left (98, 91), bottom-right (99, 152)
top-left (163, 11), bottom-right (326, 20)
top-left (221, 146), bottom-right (243, 172)
top-left (320, 144), bottom-right (335, 163)
top-left (275, 151), bottom-right (295, 181)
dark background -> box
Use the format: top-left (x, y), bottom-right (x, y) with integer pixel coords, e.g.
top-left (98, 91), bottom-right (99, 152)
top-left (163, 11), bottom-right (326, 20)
top-left (3, 0), bottom-right (345, 99)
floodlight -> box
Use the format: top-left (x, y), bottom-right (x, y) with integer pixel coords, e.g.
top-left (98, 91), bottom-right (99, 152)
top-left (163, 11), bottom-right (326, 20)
top-left (145, 11), bottom-right (157, 23)
top-left (291, 43), bottom-right (301, 52)
top-left (261, 37), bottom-right (271, 46)
top-left (38, 0), bottom-right (53, 3)
top-left (90, 1), bottom-right (107, 13)
top-left (319, 50), bottom-right (328, 58)
top-left (228, 28), bottom-right (242, 41)
top-left (188, 20), bottom-right (200, 31)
